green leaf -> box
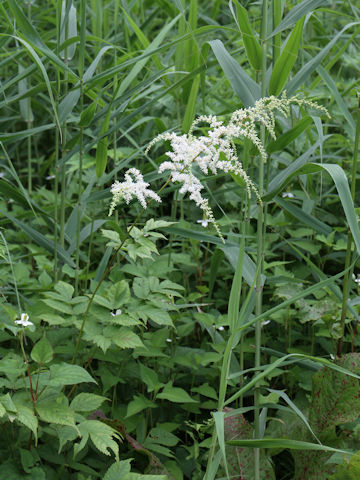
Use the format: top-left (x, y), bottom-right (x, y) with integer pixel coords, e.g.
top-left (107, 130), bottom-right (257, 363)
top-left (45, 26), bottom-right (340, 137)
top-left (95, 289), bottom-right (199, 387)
top-left (329, 451), bottom-right (360, 479)
top-left (233, 2), bottom-right (262, 70)
top-left (209, 39), bottom-right (260, 107)
top-left (219, 408), bottom-right (275, 479)
top-left (36, 399), bottom-right (75, 427)
top-left (157, 382), bottom-right (197, 403)
top-left (139, 363), bottom-right (161, 393)
top-left (182, 74), bottom-right (200, 133)
top-left (13, 402), bottom-right (38, 441)
top-left (103, 460), bottom-right (132, 480)
top-left (70, 393), bottom-right (108, 412)
top-left (30, 335), bottom-right (53, 364)
top-left (95, 109), bottom-right (110, 178)
top-left (226, 437), bottom-right (351, 454)
top-left (79, 100), bottom-right (97, 127)
top-left (147, 428), bottom-right (180, 447)
top-left (146, 309), bottom-right (173, 327)
top-left (49, 363), bottom-right (97, 387)
top-left (268, 0), bottom-right (328, 38)
top-left (269, 17), bottom-right (304, 96)
top-left (76, 420), bottom-right (120, 459)
top-left (310, 353), bottom-right (360, 436)
top-left (111, 328), bottom-right (145, 349)
top-left (0, 210), bottom-right (75, 267)
top-left (267, 116), bottom-right (313, 153)
top-left (126, 395), bottom-right (157, 418)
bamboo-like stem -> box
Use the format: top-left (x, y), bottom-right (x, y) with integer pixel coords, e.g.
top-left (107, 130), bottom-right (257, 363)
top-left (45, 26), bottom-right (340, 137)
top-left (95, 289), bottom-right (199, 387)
top-left (75, 0), bottom-right (86, 296)
top-left (337, 97), bottom-right (360, 357)
top-left (254, 1), bottom-right (268, 478)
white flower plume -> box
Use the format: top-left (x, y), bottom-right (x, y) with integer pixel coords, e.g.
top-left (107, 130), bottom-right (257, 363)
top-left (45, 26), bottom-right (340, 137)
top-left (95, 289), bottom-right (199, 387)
top-left (145, 93), bottom-right (328, 240)
top-left (109, 168), bottom-right (161, 215)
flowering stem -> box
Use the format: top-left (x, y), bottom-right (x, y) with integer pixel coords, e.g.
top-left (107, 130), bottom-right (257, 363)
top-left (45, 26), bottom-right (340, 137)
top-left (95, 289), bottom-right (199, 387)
top-left (337, 96), bottom-right (360, 357)
top-left (71, 173), bottom-right (173, 366)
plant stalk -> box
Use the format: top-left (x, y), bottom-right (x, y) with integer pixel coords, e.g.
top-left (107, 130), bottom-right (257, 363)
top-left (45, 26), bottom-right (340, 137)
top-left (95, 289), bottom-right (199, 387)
top-left (254, 1), bottom-right (268, 478)
top-left (337, 96), bottom-right (360, 356)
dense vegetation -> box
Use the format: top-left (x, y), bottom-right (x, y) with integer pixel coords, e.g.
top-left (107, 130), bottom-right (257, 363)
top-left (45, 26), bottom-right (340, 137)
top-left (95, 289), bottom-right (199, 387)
top-left (1, 0), bottom-right (360, 478)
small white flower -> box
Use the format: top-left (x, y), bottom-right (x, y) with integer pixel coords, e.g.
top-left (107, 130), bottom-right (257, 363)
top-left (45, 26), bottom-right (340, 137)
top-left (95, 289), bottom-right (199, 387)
top-left (108, 168), bottom-right (161, 215)
top-left (261, 320), bottom-right (271, 326)
top-left (282, 192), bottom-right (294, 198)
top-left (166, 338), bottom-right (172, 343)
top-left (353, 274), bottom-right (360, 285)
top-left (197, 219), bottom-right (209, 228)
top-left (111, 309), bottom-right (122, 317)
top-left (217, 326), bottom-right (225, 331)
top-left (15, 313), bottom-right (34, 327)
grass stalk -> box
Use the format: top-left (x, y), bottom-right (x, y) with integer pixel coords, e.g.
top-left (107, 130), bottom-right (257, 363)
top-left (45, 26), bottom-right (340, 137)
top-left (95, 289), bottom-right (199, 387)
top-left (75, 0), bottom-right (86, 296)
top-left (337, 96), bottom-right (360, 356)
top-left (254, 0), bottom-right (268, 477)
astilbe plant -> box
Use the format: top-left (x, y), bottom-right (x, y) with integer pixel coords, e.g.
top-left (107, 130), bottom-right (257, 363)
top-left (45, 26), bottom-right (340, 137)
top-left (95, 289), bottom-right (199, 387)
top-left (108, 93), bottom-right (329, 240)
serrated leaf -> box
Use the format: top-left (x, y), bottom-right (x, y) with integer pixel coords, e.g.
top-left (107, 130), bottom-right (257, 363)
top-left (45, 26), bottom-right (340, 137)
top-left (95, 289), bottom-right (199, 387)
top-left (70, 393), bottom-right (108, 412)
top-left (49, 363), bottom-right (96, 387)
top-left (111, 328), bottom-right (145, 349)
top-left (147, 309), bottom-right (173, 327)
top-left (103, 460), bottom-right (132, 480)
top-left (77, 420), bottom-right (120, 459)
top-left (36, 400), bottom-right (75, 427)
top-left (14, 403), bottom-right (38, 440)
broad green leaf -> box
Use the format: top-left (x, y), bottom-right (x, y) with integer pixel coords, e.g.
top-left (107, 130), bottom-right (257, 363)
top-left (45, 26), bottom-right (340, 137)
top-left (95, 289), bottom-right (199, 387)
top-left (70, 393), bottom-right (108, 412)
top-left (13, 402), bottom-right (38, 441)
top-left (30, 335), bottom-right (53, 364)
top-left (76, 420), bottom-right (120, 459)
top-left (103, 460), bottom-right (132, 480)
top-left (192, 383), bottom-right (218, 400)
top-left (310, 354), bottom-right (360, 436)
top-left (209, 39), bottom-right (260, 107)
top-left (49, 363), bottom-right (96, 387)
top-left (157, 382), bottom-right (197, 403)
top-left (147, 428), bottom-right (180, 447)
top-left (126, 395), bottom-right (157, 417)
top-left (79, 100), bottom-right (97, 127)
top-left (269, 17), bottom-right (304, 96)
top-left (147, 309), bottom-right (173, 327)
top-left (329, 451), bottom-right (360, 479)
top-left (139, 363), bottom-right (161, 393)
top-left (36, 400), bottom-right (75, 427)
top-left (111, 328), bottom-right (145, 349)
top-left (219, 408), bottom-right (275, 479)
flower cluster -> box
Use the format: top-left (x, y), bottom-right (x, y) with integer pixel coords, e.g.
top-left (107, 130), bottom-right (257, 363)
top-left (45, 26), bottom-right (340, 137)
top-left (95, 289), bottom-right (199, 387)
top-left (109, 94), bottom-right (328, 239)
top-left (108, 168), bottom-right (161, 216)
